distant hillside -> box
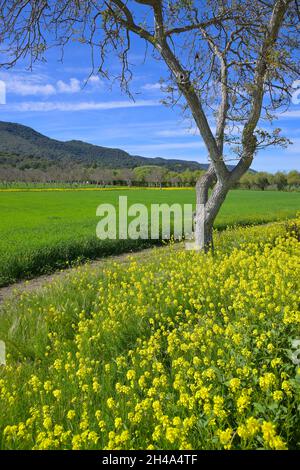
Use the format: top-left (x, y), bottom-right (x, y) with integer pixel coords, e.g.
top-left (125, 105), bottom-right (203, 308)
top-left (0, 121), bottom-right (212, 172)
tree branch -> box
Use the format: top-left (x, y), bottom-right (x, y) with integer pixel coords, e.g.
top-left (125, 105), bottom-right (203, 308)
top-left (146, 0), bottom-right (229, 182)
top-left (230, 0), bottom-right (293, 183)
top-left (198, 27), bottom-right (229, 155)
top-left (109, 0), bottom-right (154, 43)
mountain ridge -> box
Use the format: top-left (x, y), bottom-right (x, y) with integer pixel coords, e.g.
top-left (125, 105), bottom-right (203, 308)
top-left (0, 120), bottom-right (252, 173)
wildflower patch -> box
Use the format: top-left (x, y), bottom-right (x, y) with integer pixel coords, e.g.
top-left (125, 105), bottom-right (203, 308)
top-left (0, 220), bottom-right (299, 449)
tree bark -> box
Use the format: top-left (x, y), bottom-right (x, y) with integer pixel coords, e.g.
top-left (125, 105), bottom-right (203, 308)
top-left (194, 169), bottom-right (230, 251)
top-left (194, 167), bottom-right (214, 250)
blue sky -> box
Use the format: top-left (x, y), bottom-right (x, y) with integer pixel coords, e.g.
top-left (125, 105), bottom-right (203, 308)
top-left (0, 37), bottom-right (299, 173)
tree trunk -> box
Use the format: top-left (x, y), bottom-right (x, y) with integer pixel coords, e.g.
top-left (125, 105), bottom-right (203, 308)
top-left (194, 170), bottom-right (229, 251)
top-left (194, 207), bottom-right (214, 251)
top-left (194, 169), bottom-right (214, 251)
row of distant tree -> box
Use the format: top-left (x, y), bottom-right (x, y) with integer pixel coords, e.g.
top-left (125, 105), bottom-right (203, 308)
top-left (0, 165), bottom-right (299, 191)
top-left (238, 170), bottom-right (300, 191)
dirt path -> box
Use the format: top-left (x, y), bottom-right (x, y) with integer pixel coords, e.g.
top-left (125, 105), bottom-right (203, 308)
top-left (0, 219), bottom-right (286, 305)
top-left (0, 245), bottom-right (175, 304)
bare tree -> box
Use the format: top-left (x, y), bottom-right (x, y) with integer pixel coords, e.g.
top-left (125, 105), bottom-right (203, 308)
top-left (90, 168), bottom-right (104, 185)
top-left (119, 168), bottom-right (135, 186)
top-left (148, 166), bottom-right (167, 187)
top-left (0, 0), bottom-right (299, 249)
top-left (100, 168), bottom-right (114, 186)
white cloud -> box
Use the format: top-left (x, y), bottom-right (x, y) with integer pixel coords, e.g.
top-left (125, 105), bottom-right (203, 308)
top-left (156, 128), bottom-right (200, 137)
top-left (142, 82), bottom-right (161, 91)
top-left (89, 75), bottom-right (101, 84)
top-left (8, 99), bottom-right (160, 112)
top-left (83, 75), bottom-right (103, 91)
top-left (155, 123), bottom-right (219, 138)
top-left (279, 109), bottom-right (300, 118)
top-left (0, 72), bottom-right (56, 96)
top-left (0, 72), bottom-right (99, 96)
top-left (56, 78), bottom-right (81, 93)
top-left (8, 81), bottom-right (56, 96)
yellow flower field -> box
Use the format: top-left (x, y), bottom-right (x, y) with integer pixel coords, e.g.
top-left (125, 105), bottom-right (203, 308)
top-left (0, 220), bottom-right (299, 450)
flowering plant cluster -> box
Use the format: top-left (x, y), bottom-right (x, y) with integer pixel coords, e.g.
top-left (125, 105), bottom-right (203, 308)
top-left (0, 219), bottom-right (299, 449)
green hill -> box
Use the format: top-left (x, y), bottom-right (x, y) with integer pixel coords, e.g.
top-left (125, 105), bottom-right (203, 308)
top-left (0, 121), bottom-right (210, 172)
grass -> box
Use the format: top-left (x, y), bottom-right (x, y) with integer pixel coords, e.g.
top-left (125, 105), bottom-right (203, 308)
top-left (0, 188), bottom-right (299, 286)
top-left (0, 219), bottom-right (299, 449)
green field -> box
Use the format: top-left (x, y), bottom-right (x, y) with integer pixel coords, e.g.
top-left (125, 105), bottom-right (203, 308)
top-left (0, 188), bottom-right (299, 286)
top-left (0, 220), bottom-right (299, 449)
